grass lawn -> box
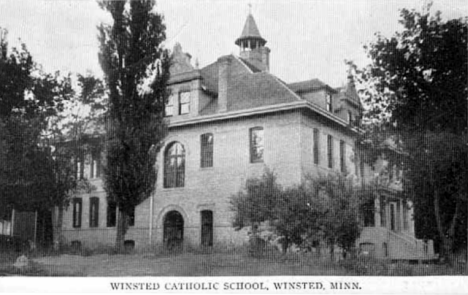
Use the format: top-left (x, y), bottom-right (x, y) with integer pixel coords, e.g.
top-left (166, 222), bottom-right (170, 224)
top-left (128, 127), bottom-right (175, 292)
top-left (1, 250), bottom-right (466, 276)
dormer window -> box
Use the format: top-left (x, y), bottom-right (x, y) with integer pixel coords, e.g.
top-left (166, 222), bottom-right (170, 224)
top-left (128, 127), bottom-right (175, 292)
top-left (179, 91), bottom-right (190, 115)
top-left (326, 93), bottom-right (333, 113)
top-left (165, 95), bottom-right (174, 117)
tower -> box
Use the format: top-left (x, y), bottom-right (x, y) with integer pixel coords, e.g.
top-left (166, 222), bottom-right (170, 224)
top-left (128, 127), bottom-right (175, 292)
top-left (235, 12), bottom-right (270, 72)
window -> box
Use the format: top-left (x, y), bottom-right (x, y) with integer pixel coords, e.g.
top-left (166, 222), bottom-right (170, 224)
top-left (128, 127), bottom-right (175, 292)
top-left (360, 159), bottom-right (365, 178)
top-left (90, 151), bottom-right (101, 179)
top-left (348, 111), bottom-right (353, 124)
top-left (201, 210), bottom-right (213, 247)
top-left (383, 242), bottom-right (388, 257)
top-left (403, 204), bottom-right (409, 230)
top-left (201, 133), bottom-right (214, 168)
top-left (165, 94), bottom-right (174, 117)
top-left (128, 206), bottom-right (135, 227)
top-left (313, 128), bottom-right (319, 165)
top-left (395, 165), bottom-right (402, 182)
top-left (250, 127), bottom-right (264, 163)
top-left (388, 163), bottom-right (394, 182)
top-left (354, 152), bottom-right (359, 176)
top-left (179, 91), bottom-right (190, 115)
top-left (362, 199), bottom-right (375, 227)
top-left (107, 201), bottom-right (117, 227)
top-left (327, 135), bottom-right (333, 169)
top-left (326, 93), bottom-right (333, 112)
top-left (340, 140), bottom-right (346, 173)
top-left (72, 198), bottom-right (82, 228)
top-left (76, 152), bottom-right (84, 180)
top-left (380, 197), bottom-right (386, 227)
top-left (89, 197), bottom-right (99, 228)
top-left (390, 203), bottom-right (396, 231)
top-left (164, 142), bottom-right (185, 188)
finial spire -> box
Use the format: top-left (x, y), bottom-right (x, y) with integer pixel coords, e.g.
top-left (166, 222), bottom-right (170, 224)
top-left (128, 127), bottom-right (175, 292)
top-left (346, 62), bottom-right (356, 88)
top-left (248, 3), bottom-right (252, 14)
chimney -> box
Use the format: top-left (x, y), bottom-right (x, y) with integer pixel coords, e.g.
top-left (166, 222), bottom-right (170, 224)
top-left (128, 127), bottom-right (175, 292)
top-left (217, 55), bottom-right (231, 112)
top-left (260, 46), bottom-right (270, 72)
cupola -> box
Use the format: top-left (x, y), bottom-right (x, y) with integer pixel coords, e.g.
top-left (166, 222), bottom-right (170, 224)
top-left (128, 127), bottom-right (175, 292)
top-left (235, 12), bottom-right (270, 72)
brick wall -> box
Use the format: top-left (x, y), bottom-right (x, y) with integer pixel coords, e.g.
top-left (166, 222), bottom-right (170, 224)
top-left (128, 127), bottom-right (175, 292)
top-left (300, 110), bottom-right (357, 179)
top-left (62, 110), bottom-right (304, 249)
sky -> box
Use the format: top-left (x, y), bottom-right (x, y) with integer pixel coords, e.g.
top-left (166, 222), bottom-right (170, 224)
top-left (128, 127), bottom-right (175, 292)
top-left (0, 0), bottom-right (466, 87)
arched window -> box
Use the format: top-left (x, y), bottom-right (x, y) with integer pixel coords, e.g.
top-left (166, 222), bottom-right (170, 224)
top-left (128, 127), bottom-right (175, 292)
top-left (164, 142), bottom-right (185, 188)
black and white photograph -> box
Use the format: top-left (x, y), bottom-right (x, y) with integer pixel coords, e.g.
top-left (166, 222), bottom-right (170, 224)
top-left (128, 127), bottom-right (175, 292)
top-left (0, 0), bottom-right (467, 293)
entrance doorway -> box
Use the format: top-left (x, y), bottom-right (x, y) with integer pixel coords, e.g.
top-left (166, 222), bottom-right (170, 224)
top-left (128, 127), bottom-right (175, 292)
top-left (201, 210), bottom-right (213, 247)
top-left (163, 211), bottom-right (184, 250)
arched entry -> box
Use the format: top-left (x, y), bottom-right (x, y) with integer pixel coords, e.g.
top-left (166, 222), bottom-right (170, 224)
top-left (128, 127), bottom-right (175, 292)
top-left (163, 211), bottom-right (184, 249)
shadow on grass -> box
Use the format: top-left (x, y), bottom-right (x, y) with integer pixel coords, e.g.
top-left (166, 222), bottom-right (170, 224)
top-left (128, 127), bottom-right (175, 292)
top-left (2, 244), bottom-right (467, 276)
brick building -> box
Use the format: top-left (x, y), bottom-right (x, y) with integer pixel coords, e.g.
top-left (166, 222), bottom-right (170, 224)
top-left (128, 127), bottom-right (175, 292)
top-left (59, 12), bottom-right (434, 259)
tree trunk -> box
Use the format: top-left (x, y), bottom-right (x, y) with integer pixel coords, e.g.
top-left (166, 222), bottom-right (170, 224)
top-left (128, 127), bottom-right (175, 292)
top-left (329, 240), bottom-right (335, 262)
top-left (115, 208), bottom-right (129, 252)
top-left (52, 205), bottom-right (64, 251)
top-left (281, 236), bottom-right (289, 254)
top-left (434, 190), bottom-right (459, 264)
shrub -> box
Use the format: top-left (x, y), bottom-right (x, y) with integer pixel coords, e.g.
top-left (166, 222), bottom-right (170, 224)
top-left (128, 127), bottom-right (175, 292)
top-left (339, 257), bottom-right (389, 275)
top-left (247, 234), bottom-right (279, 258)
top-left (389, 262), bottom-right (414, 276)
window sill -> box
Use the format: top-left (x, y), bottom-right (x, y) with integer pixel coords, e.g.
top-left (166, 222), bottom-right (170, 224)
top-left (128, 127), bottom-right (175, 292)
top-left (162, 186), bottom-right (185, 191)
top-left (200, 166), bottom-right (214, 170)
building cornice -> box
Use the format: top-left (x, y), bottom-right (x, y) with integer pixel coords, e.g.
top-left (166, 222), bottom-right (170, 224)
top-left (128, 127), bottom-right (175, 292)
top-left (168, 100), bottom-right (359, 134)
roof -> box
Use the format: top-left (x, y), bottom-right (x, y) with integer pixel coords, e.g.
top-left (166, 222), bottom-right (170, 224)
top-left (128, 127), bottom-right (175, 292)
top-left (192, 54), bottom-right (360, 127)
top-left (235, 13), bottom-right (267, 46)
top-left (288, 79), bottom-right (332, 93)
top-left (200, 61), bottom-right (219, 94)
top-left (198, 55), bottom-right (299, 114)
top-left (335, 79), bottom-right (362, 109)
top-left (199, 54), bottom-right (260, 95)
top-left (227, 72), bottom-right (300, 112)
top-left (239, 58), bottom-right (262, 73)
top-left (343, 79), bottom-right (362, 108)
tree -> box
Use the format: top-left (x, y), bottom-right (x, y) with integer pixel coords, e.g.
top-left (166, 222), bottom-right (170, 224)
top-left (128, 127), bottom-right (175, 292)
top-left (404, 131), bottom-right (466, 260)
top-left (46, 72), bottom-right (106, 250)
top-left (230, 170), bottom-right (371, 257)
top-left (0, 28), bottom-right (75, 247)
top-left (231, 170), bottom-right (282, 231)
top-left (353, 6), bottom-right (468, 261)
top-left (97, 0), bottom-right (171, 250)
top-left (310, 174), bottom-right (374, 260)
top-left (0, 28), bottom-right (72, 211)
